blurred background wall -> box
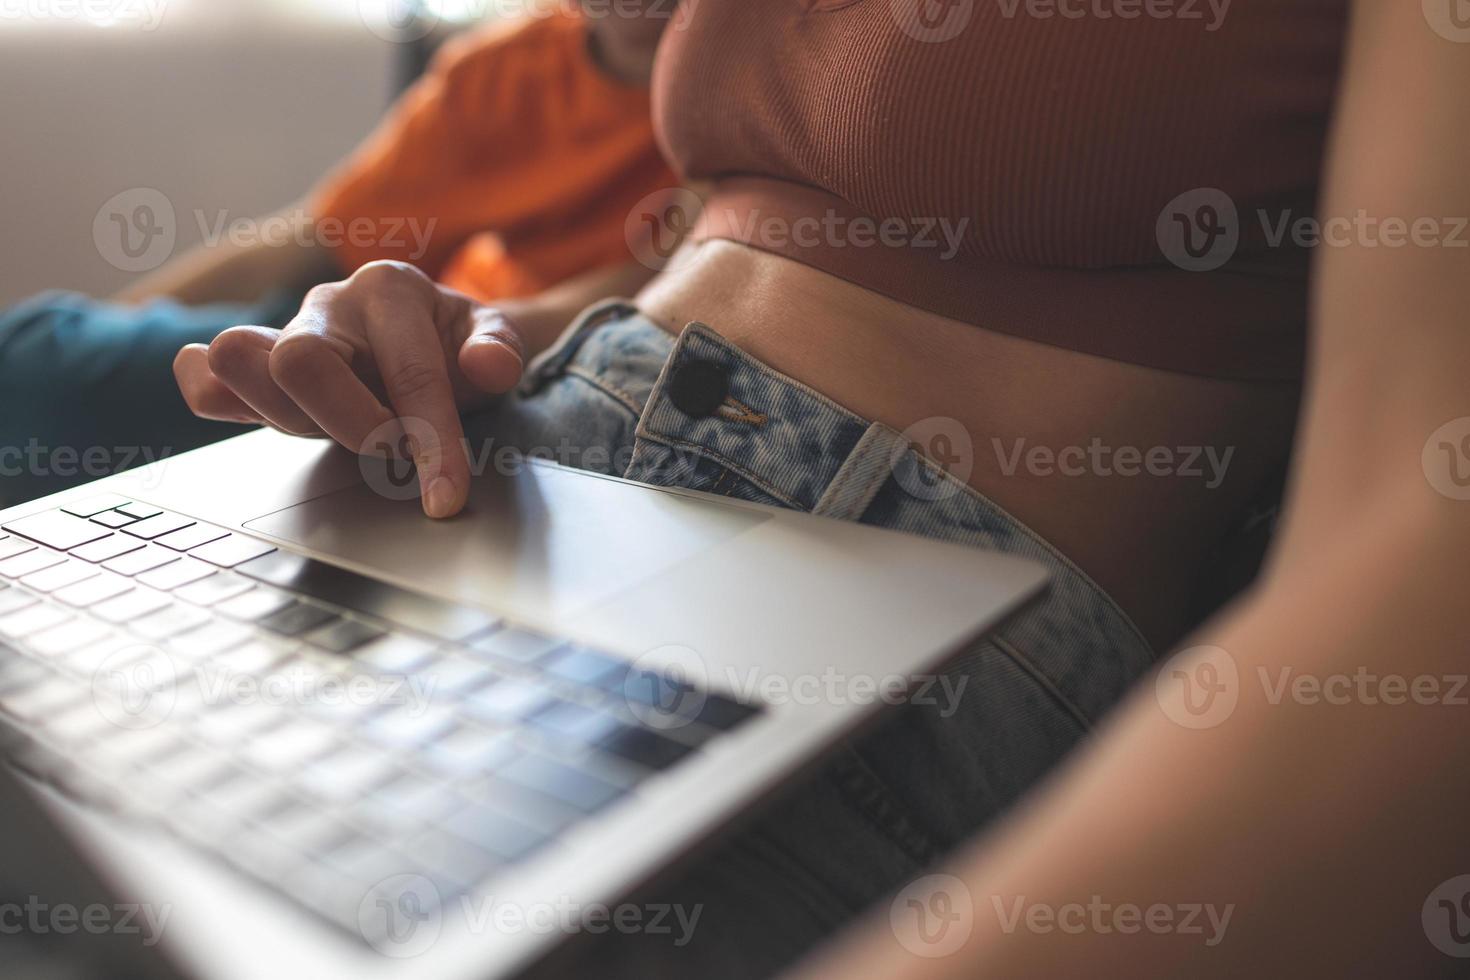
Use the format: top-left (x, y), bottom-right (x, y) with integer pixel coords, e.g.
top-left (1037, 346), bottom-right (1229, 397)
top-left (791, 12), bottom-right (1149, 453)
top-left (0, 0), bottom-right (468, 305)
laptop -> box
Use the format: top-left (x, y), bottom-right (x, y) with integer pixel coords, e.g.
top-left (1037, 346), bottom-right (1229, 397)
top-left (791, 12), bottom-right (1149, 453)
top-left (0, 427), bottom-right (1046, 979)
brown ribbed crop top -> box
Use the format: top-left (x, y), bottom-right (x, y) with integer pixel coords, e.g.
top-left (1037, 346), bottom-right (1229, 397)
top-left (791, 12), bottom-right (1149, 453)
top-left (651, 0), bottom-right (1350, 380)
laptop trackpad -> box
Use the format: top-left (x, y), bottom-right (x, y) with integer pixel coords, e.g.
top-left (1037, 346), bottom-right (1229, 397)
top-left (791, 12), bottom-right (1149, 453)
top-left (243, 462), bottom-right (767, 623)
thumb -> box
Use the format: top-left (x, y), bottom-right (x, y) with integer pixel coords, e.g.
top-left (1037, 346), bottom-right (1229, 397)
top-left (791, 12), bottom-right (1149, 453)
top-left (458, 308), bottom-right (526, 395)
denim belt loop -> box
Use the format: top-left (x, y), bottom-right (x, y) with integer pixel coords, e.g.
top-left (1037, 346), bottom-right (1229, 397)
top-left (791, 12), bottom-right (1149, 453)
top-left (812, 422), bottom-right (910, 521)
top-left (516, 299), bottom-right (638, 398)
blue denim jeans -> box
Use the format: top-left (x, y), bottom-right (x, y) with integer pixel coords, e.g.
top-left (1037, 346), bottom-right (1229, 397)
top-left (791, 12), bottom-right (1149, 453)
top-left (467, 301), bottom-right (1156, 978)
top-left (0, 289), bottom-right (300, 508)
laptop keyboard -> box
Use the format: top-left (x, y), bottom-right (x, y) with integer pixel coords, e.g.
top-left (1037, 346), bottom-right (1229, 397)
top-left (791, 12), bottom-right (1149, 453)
top-left (0, 496), bottom-right (760, 936)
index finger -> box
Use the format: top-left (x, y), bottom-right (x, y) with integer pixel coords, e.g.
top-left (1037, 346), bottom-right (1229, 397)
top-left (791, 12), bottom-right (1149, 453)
top-left (369, 318), bottom-right (471, 520)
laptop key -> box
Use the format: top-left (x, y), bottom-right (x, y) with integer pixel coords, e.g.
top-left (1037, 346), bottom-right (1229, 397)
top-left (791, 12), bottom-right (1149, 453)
top-left (0, 536), bottom-right (38, 562)
top-left (60, 495), bottom-right (133, 518)
top-left (0, 548), bottom-right (68, 580)
top-left (597, 724), bottom-right (697, 770)
top-left (214, 586), bottom-right (294, 622)
top-left (259, 601), bottom-right (339, 638)
top-left (529, 699), bottom-right (624, 745)
top-left (21, 558), bottom-right (101, 594)
top-left (187, 535), bottom-right (276, 569)
top-left (0, 588), bottom-right (39, 617)
top-left (136, 557), bottom-right (217, 591)
top-left (173, 572), bottom-right (255, 607)
top-left (121, 512), bottom-right (196, 540)
top-left (495, 754), bottom-right (626, 813)
top-left (442, 804), bottom-right (548, 862)
top-left (24, 619), bottom-right (115, 658)
top-left (351, 632), bottom-right (434, 673)
top-left (3, 511), bottom-right (113, 551)
top-left (51, 569), bottom-right (139, 609)
top-left (70, 534), bottom-right (145, 564)
top-left (103, 544), bottom-right (181, 577)
top-left (466, 626), bottom-right (564, 666)
top-left (0, 603), bottom-right (73, 640)
top-left (90, 511), bottom-right (141, 529)
top-left (166, 620), bottom-right (253, 662)
top-left (461, 677), bottom-right (556, 723)
top-left (542, 646), bottom-right (628, 690)
top-left (155, 522), bottom-right (230, 552)
top-left (92, 587), bottom-right (173, 624)
top-left (305, 618), bottom-right (386, 655)
top-left (115, 502), bottom-right (163, 520)
top-left (130, 603), bottom-right (212, 641)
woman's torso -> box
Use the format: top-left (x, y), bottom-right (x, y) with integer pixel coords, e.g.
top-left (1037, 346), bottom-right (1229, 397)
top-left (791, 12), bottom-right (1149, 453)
top-left (634, 0), bottom-right (1347, 648)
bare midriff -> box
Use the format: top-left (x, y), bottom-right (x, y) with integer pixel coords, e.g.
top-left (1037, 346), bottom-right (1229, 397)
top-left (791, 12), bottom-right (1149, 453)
top-left (635, 240), bottom-right (1301, 650)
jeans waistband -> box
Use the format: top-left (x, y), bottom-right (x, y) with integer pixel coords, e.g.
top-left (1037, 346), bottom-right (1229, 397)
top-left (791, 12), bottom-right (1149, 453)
top-left (522, 299), bottom-right (1156, 716)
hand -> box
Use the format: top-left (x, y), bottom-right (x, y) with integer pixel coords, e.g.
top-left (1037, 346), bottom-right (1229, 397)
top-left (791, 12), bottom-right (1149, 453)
top-left (174, 260), bottom-right (525, 518)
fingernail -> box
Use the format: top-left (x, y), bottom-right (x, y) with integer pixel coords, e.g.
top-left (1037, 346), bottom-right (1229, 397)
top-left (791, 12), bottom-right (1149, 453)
top-left (424, 476), bottom-right (459, 519)
top-left (474, 334), bottom-right (523, 367)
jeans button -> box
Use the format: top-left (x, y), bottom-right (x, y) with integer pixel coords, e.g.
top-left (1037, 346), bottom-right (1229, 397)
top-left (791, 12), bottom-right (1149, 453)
top-left (666, 359), bottom-right (729, 417)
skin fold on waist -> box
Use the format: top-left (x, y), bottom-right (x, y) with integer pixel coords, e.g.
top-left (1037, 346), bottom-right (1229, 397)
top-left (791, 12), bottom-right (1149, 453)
top-left (634, 240), bottom-right (1302, 649)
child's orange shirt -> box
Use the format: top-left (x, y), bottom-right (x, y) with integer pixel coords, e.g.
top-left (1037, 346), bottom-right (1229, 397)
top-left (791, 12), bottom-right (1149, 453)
top-left (311, 12), bottom-right (674, 303)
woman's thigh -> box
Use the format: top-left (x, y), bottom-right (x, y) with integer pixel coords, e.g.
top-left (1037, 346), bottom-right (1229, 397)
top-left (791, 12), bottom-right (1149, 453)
top-left (469, 302), bottom-right (1157, 978)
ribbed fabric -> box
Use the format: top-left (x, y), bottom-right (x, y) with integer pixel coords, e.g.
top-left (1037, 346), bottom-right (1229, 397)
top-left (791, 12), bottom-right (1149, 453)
top-left (653, 0), bottom-right (1349, 381)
